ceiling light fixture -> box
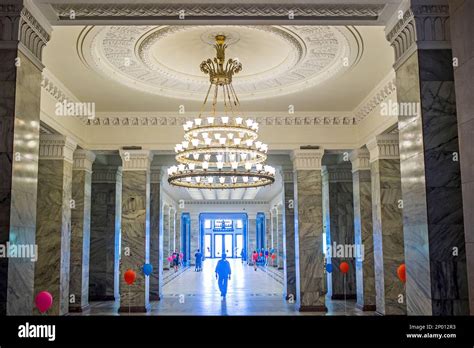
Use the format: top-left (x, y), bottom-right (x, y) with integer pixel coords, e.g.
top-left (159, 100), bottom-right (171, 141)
top-left (168, 35), bottom-right (275, 189)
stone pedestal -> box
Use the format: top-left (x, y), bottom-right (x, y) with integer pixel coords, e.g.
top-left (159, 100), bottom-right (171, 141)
top-left (367, 134), bottom-right (406, 315)
top-left (69, 150), bottom-right (95, 312)
top-left (291, 150), bottom-right (327, 312)
top-left (387, 2), bottom-right (469, 315)
top-left (118, 150), bottom-right (153, 313)
top-left (322, 161), bottom-right (356, 300)
top-left (282, 169), bottom-right (296, 301)
top-left (0, 5), bottom-right (50, 315)
top-left (89, 166), bottom-right (122, 301)
top-left (34, 135), bottom-right (77, 315)
top-left (149, 167), bottom-right (161, 300)
top-left (449, 0), bottom-right (474, 314)
top-left (350, 148), bottom-right (376, 311)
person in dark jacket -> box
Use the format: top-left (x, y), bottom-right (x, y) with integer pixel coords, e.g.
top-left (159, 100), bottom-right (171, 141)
top-left (215, 253), bottom-right (231, 299)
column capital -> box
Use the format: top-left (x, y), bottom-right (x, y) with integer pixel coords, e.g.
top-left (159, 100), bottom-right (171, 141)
top-left (92, 166), bottom-right (122, 183)
top-left (350, 148), bottom-right (370, 172)
top-left (291, 149), bottom-right (324, 171)
top-left (73, 149), bottom-right (96, 173)
top-left (150, 166), bottom-right (162, 183)
top-left (385, 0), bottom-right (451, 69)
top-left (119, 149), bottom-right (153, 171)
top-left (39, 134), bottom-right (77, 163)
top-left (366, 134), bottom-right (400, 163)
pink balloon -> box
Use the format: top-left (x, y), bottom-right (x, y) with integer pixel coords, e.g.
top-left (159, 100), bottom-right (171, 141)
top-left (167, 256), bottom-right (172, 262)
top-left (35, 291), bottom-right (53, 313)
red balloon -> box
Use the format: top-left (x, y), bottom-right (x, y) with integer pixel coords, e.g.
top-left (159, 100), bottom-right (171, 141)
top-left (271, 254), bottom-right (276, 260)
top-left (35, 291), bottom-right (53, 313)
top-left (124, 269), bottom-right (136, 285)
top-left (339, 262), bottom-right (349, 274)
top-left (397, 264), bottom-right (406, 283)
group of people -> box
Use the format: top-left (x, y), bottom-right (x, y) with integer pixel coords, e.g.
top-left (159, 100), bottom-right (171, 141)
top-left (243, 248), bottom-right (277, 271)
top-left (168, 249), bottom-right (183, 272)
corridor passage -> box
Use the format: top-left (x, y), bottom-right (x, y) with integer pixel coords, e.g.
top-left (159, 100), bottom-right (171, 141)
top-left (158, 259), bottom-right (293, 315)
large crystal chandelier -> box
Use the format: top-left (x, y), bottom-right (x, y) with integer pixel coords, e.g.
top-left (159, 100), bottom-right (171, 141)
top-left (167, 35), bottom-right (275, 189)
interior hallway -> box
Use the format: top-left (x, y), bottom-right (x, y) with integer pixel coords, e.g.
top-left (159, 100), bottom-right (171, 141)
top-left (74, 259), bottom-right (369, 316)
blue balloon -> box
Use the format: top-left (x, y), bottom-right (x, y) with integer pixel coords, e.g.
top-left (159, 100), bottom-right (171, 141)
top-left (143, 263), bottom-right (153, 276)
top-left (326, 264), bottom-right (333, 273)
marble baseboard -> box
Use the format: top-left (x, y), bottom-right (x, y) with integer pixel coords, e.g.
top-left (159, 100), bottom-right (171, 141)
top-left (118, 305), bottom-right (151, 313)
top-left (298, 305), bottom-right (328, 312)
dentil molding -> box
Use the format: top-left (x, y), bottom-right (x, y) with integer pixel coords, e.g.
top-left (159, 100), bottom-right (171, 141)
top-left (39, 134), bottom-right (78, 163)
top-left (119, 150), bottom-right (153, 171)
top-left (73, 149), bottom-right (96, 172)
top-left (350, 148), bottom-right (370, 172)
top-left (291, 149), bottom-right (324, 171)
top-left (366, 134), bottom-right (400, 162)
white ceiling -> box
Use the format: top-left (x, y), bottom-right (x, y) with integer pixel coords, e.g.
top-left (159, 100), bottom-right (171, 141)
top-left (43, 24), bottom-right (394, 113)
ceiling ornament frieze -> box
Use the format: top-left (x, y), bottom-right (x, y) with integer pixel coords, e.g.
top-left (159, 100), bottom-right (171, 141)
top-left (78, 25), bottom-right (362, 101)
top-left (51, 3), bottom-right (385, 20)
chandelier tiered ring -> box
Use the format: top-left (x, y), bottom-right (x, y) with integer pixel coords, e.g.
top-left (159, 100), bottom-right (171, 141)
top-left (167, 35), bottom-right (276, 189)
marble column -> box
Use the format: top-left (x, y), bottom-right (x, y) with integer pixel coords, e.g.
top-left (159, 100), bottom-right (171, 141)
top-left (118, 150), bottom-right (153, 313)
top-left (149, 167), bottom-right (161, 300)
top-left (282, 168), bottom-right (296, 300)
top-left (291, 149), bottom-right (326, 312)
top-left (449, 0), bottom-right (474, 314)
top-left (190, 213), bottom-right (199, 265)
top-left (89, 166), bottom-right (122, 301)
top-left (162, 205), bottom-right (170, 270)
top-left (69, 149), bottom-right (95, 312)
top-left (277, 206), bottom-right (284, 270)
top-left (175, 209), bottom-right (181, 256)
top-left (387, 2), bottom-right (469, 315)
top-left (247, 216), bottom-right (257, 265)
top-left (0, 5), bottom-right (50, 315)
top-left (350, 148), bottom-right (376, 311)
top-left (34, 135), bottom-right (77, 315)
top-left (322, 161), bottom-right (356, 300)
top-left (367, 134), bottom-right (406, 315)
top-left (265, 215), bottom-right (271, 251)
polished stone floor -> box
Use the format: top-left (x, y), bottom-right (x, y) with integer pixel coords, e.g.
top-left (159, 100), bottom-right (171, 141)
top-left (75, 259), bottom-right (373, 316)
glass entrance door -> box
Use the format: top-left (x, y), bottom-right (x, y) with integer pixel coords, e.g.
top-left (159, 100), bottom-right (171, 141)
top-left (235, 234), bottom-right (243, 258)
top-left (214, 234), bottom-right (235, 258)
top-left (214, 234), bottom-right (223, 258)
top-left (224, 234), bottom-right (233, 258)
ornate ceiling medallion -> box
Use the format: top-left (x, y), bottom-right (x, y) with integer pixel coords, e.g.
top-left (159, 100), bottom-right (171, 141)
top-left (79, 25), bottom-right (362, 101)
top-left (167, 35), bottom-right (275, 189)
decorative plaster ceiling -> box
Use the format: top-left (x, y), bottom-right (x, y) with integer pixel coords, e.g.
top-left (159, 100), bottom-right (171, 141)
top-left (78, 25), bottom-right (362, 101)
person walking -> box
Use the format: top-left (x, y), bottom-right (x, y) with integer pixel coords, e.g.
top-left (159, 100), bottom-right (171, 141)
top-left (252, 250), bottom-right (258, 271)
top-left (172, 249), bottom-right (180, 272)
top-left (215, 253), bottom-right (231, 299)
top-left (240, 248), bottom-right (246, 263)
top-left (194, 249), bottom-right (203, 272)
top-left (264, 248), bottom-right (269, 266)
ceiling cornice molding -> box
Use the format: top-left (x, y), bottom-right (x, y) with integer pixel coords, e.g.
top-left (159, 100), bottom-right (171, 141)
top-left (82, 113), bottom-right (357, 127)
top-left (183, 200), bottom-right (268, 205)
top-left (354, 72), bottom-right (397, 123)
top-left (51, 3), bottom-right (385, 21)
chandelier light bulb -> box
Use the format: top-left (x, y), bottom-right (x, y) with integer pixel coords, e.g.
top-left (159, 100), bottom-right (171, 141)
top-left (256, 163), bottom-right (263, 171)
top-left (176, 144), bottom-right (183, 152)
top-left (214, 133), bottom-right (221, 140)
top-left (193, 153), bottom-right (200, 160)
top-left (178, 164), bottom-right (185, 172)
top-left (245, 162), bottom-right (252, 171)
top-left (204, 154), bottom-right (211, 161)
top-left (221, 116), bottom-right (229, 124)
top-left (253, 177), bottom-right (259, 182)
top-left (246, 139), bottom-right (253, 147)
top-left (186, 177), bottom-right (192, 182)
top-left (219, 177), bottom-right (225, 184)
top-left (233, 138), bottom-right (241, 146)
top-left (235, 117), bottom-right (243, 125)
top-left (227, 133), bottom-right (234, 139)
top-left (208, 177), bottom-right (214, 184)
top-left (243, 176), bottom-right (249, 183)
top-left (240, 153), bottom-right (248, 161)
top-left (191, 138), bottom-right (199, 147)
top-left (204, 138), bottom-right (212, 146)
top-left (183, 124), bottom-right (189, 131)
top-left (219, 138), bottom-right (226, 145)
top-left (207, 117), bottom-right (214, 125)
top-left (202, 161), bottom-right (209, 170)
top-left (188, 163), bottom-right (196, 170)
top-left (255, 141), bottom-right (262, 149)
top-left (194, 118), bottom-right (202, 126)
top-left (231, 161), bottom-right (238, 170)
top-left (216, 154), bottom-right (223, 162)
top-left (251, 123), bottom-right (259, 130)
top-left (229, 154), bottom-right (236, 162)
top-left (195, 176), bottom-right (201, 183)
top-left (186, 121), bottom-right (193, 128)
top-left (202, 132), bottom-right (209, 139)
top-left (217, 162), bottom-right (224, 170)
top-left (231, 176), bottom-right (237, 184)
top-left (182, 141), bottom-right (189, 149)
top-left (246, 119), bottom-right (253, 127)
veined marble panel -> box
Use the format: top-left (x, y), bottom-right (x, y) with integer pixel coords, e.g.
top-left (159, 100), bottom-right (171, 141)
top-left (277, 211), bottom-right (284, 270)
top-left (69, 169), bottom-right (92, 311)
top-left (119, 170), bottom-right (150, 311)
top-left (247, 219), bottom-right (257, 265)
top-left (89, 176), bottom-right (121, 301)
top-left (353, 169), bottom-right (376, 310)
top-left (294, 170), bottom-right (326, 311)
top-left (162, 208), bottom-right (170, 269)
top-left (398, 48), bottom-right (469, 315)
top-left (283, 182), bottom-right (296, 300)
top-left (190, 215), bottom-right (199, 265)
top-left (149, 182), bottom-right (160, 300)
top-left (34, 159), bottom-right (73, 315)
top-left (371, 159), bottom-right (406, 315)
